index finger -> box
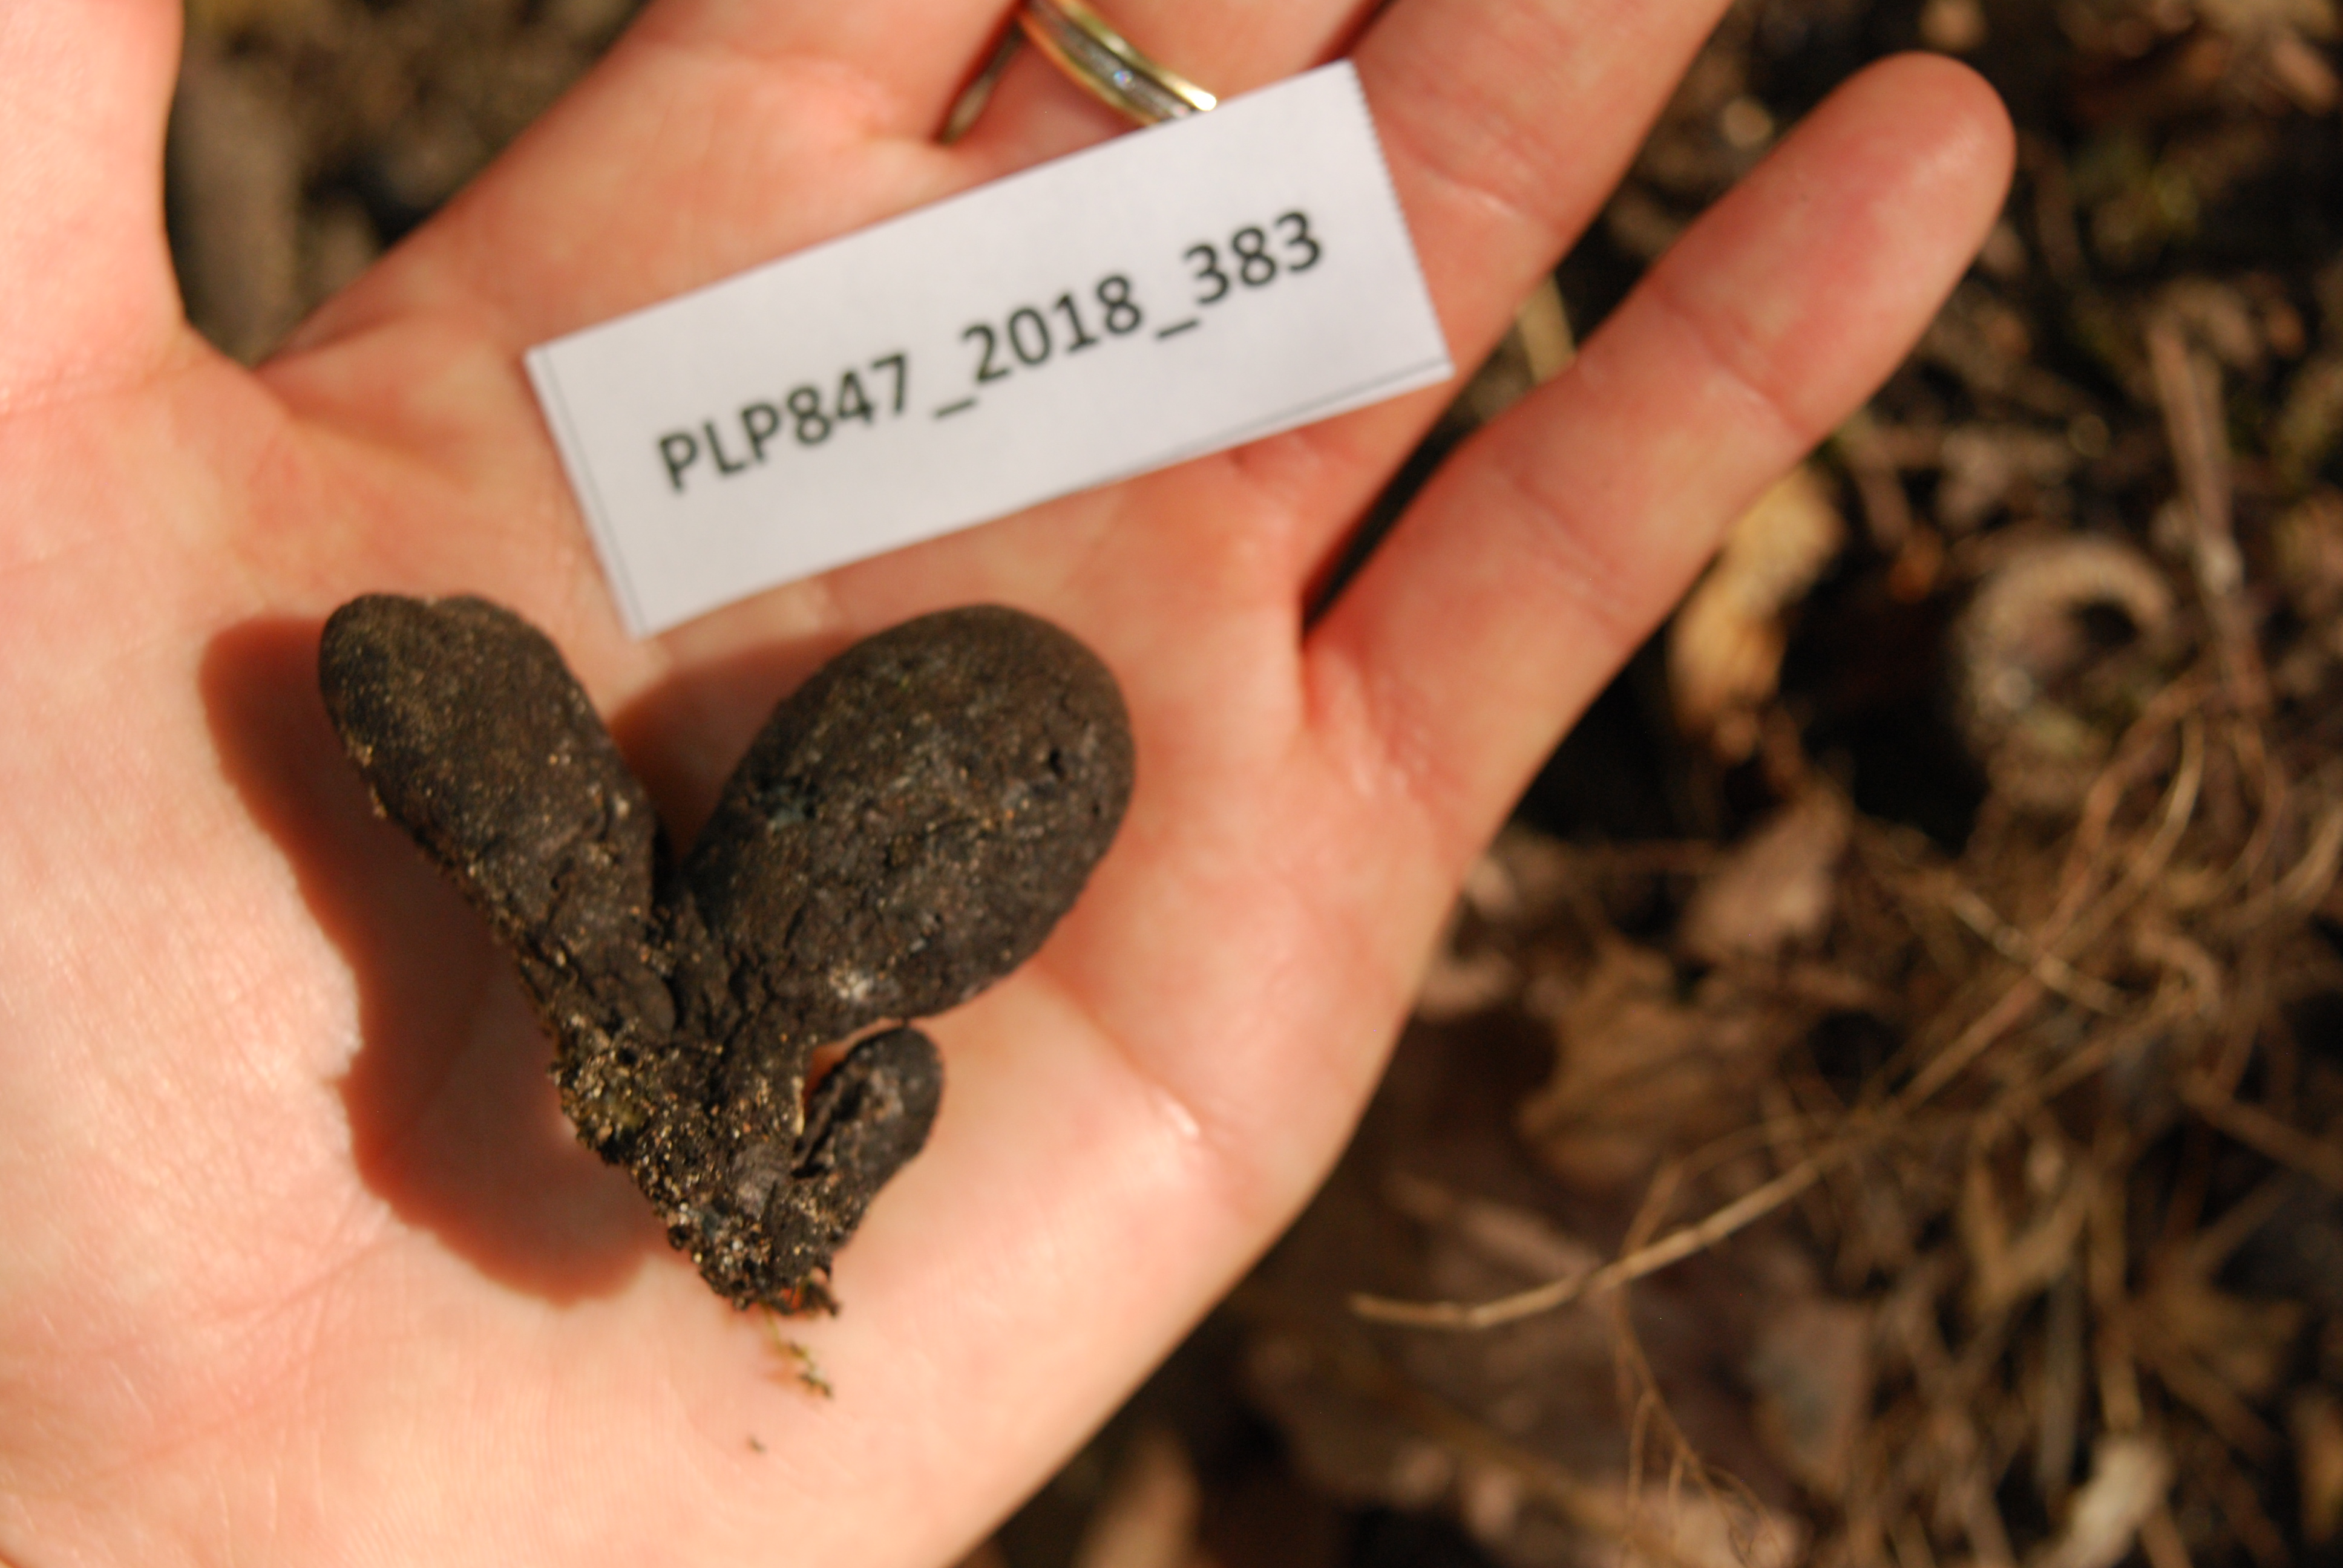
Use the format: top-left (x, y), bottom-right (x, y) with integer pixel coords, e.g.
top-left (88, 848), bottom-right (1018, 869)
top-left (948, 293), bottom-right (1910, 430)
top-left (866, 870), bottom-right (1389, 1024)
top-left (285, 0), bottom-right (1017, 351)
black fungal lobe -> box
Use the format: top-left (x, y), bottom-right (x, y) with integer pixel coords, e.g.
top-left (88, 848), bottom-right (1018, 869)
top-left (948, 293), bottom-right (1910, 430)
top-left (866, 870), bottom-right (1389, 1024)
top-left (318, 596), bottom-right (1134, 1311)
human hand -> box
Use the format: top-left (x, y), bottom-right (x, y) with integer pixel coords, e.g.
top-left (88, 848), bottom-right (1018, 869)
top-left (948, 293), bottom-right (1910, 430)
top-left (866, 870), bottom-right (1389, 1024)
top-left (0, 1), bottom-right (2010, 1562)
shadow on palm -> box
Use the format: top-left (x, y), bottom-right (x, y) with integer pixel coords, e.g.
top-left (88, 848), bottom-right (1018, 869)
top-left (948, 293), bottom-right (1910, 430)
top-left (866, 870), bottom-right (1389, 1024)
top-left (202, 615), bottom-right (664, 1304)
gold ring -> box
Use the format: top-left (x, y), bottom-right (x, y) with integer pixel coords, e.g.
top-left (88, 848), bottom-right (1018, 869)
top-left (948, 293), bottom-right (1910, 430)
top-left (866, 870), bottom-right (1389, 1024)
top-left (1018, 0), bottom-right (1217, 125)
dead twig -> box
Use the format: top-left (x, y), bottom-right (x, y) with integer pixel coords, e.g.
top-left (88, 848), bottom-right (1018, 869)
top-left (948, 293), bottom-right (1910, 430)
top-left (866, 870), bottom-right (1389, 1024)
top-left (1351, 1133), bottom-right (1864, 1330)
top-left (2149, 315), bottom-right (2268, 713)
top-left (2181, 1080), bottom-right (2343, 1192)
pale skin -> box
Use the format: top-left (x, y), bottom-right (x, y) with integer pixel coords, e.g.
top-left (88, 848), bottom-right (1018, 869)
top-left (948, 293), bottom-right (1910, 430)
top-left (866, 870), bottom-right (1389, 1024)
top-left (0, 0), bottom-right (2011, 1562)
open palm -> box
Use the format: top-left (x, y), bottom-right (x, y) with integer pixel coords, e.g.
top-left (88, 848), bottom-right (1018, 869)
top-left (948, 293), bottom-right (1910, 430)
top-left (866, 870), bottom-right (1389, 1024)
top-left (0, 1), bottom-right (2010, 1562)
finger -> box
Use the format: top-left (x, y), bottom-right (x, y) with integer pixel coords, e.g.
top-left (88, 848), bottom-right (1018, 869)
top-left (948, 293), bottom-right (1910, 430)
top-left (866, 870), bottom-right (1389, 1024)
top-left (952, 0), bottom-right (1746, 570)
top-left (0, 0), bottom-right (185, 402)
top-left (318, 0), bottom-right (1365, 351)
top-left (948, 0), bottom-right (1371, 172)
top-left (1352, 0), bottom-right (1738, 419)
top-left (960, 0), bottom-right (1743, 348)
top-left (637, 0), bottom-right (1013, 116)
top-left (1306, 54), bottom-right (2015, 871)
top-left (282, 0), bottom-right (1017, 351)
top-left (975, 0), bottom-right (1730, 359)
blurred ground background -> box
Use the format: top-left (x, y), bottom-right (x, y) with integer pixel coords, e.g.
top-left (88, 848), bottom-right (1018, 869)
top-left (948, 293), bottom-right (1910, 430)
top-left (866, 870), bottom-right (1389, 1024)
top-left (168, 1), bottom-right (2343, 1564)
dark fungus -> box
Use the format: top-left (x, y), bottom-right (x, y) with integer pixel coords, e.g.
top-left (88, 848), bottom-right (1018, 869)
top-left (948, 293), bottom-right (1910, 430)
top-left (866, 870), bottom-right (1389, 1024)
top-left (318, 596), bottom-right (1134, 1312)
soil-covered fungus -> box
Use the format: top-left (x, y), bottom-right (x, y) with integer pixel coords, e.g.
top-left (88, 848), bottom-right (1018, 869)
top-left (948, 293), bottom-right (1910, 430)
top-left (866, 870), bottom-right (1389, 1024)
top-left (318, 596), bottom-right (1133, 1311)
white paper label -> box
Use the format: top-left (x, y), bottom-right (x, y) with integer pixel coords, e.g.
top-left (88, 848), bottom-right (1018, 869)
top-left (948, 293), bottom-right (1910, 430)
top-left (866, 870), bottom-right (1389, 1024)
top-left (526, 62), bottom-right (1452, 635)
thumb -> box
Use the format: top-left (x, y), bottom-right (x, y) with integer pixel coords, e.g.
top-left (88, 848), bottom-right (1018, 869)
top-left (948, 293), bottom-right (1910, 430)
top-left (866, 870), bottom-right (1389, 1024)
top-left (0, 0), bottom-right (186, 404)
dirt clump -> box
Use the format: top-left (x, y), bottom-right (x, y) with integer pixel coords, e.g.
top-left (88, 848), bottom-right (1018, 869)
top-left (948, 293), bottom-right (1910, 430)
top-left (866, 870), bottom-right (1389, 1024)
top-left (319, 596), bottom-right (1132, 1312)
